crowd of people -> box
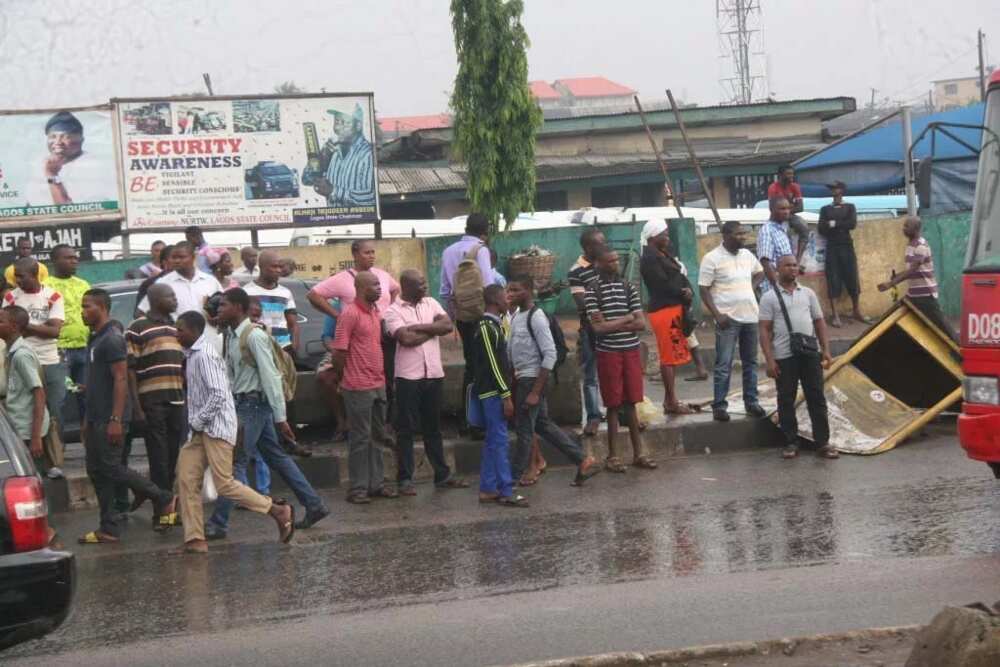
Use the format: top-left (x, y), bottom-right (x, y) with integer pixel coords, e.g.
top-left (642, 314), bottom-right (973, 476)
top-left (0, 175), bottom-right (955, 551)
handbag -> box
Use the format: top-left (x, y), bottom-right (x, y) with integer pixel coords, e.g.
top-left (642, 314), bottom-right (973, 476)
top-left (770, 279), bottom-right (820, 357)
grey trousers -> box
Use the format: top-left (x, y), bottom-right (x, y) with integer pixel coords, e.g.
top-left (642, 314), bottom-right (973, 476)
top-left (342, 386), bottom-right (388, 495)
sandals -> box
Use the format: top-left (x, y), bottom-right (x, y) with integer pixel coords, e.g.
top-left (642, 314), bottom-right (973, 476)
top-left (154, 497), bottom-right (179, 533)
top-left (605, 456), bottom-right (628, 473)
top-left (583, 419), bottom-right (601, 436)
top-left (435, 477), bottom-right (470, 489)
top-left (664, 402), bottom-right (700, 416)
top-left (818, 445), bottom-right (841, 459)
top-left (683, 375), bottom-right (709, 382)
top-left (633, 456), bottom-right (659, 470)
top-left (170, 540), bottom-right (209, 555)
top-left (272, 500), bottom-right (296, 544)
top-left (572, 457), bottom-right (603, 486)
top-left (518, 474), bottom-right (539, 487)
top-left (496, 495), bottom-right (530, 508)
top-left (78, 530), bottom-right (119, 545)
top-left (369, 487), bottom-right (400, 499)
top-left (478, 493), bottom-right (499, 504)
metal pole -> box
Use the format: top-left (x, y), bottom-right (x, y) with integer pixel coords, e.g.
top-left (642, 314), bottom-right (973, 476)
top-left (632, 96), bottom-right (684, 219)
top-left (665, 89), bottom-right (723, 228)
top-left (979, 29), bottom-right (987, 102)
top-left (375, 217), bottom-right (383, 240)
top-left (250, 228), bottom-right (259, 247)
top-left (901, 106), bottom-right (917, 215)
top-left (203, 73), bottom-right (214, 96)
top-left (121, 231), bottom-right (131, 259)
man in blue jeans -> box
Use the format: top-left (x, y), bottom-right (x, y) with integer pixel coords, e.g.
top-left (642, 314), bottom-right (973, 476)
top-left (567, 227), bottom-right (607, 436)
top-left (698, 221), bottom-right (767, 422)
top-left (205, 288), bottom-right (329, 539)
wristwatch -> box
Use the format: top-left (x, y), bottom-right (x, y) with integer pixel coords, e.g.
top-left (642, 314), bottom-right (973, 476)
top-left (47, 176), bottom-right (62, 185)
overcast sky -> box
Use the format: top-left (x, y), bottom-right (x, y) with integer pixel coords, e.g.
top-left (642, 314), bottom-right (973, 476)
top-left (1, 0), bottom-right (997, 115)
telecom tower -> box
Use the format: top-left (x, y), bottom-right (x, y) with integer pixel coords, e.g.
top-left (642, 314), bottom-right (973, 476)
top-left (716, 0), bottom-right (769, 105)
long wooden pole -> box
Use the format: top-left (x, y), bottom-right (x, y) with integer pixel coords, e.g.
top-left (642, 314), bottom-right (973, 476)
top-left (665, 89), bottom-right (722, 228)
top-left (633, 95), bottom-right (685, 219)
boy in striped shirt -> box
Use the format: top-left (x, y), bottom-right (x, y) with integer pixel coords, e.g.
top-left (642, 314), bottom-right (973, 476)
top-left (583, 247), bottom-right (648, 474)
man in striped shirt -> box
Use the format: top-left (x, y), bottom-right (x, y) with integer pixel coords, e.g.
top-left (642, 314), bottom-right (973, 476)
top-left (583, 246), bottom-right (647, 473)
top-left (174, 311), bottom-right (294, 554)
top-left (309, 105), bottom-right (375, 208)
top-left (567, 227), bottom-right (607, 435)
top-left (877, 215), bottom-right (958, 342)
top-left (126, 283), bottom-right (187, 505)
top-left (756, 197), bottom-right (797, 293)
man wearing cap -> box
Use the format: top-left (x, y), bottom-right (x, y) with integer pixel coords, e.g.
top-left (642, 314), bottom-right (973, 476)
top-left (305, 104), bottom-right (375, 208)
top-left (29, 111), bottom-right (113, 206)
top-left (817, 181), bottom-right (869, 327)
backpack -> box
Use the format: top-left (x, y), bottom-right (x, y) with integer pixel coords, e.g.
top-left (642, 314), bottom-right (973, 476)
top-left (453, 243), bottom-right (486, 323)
top-left (238, 324), bottom-right (298, 402)
top-left (525, 306), bottom-right (569, 381)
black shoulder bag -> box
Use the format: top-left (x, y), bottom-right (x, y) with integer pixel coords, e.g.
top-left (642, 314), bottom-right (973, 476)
top-left (771, 280), bottom-right (820, 357)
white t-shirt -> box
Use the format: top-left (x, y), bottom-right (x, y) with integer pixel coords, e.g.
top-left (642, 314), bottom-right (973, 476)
top-left (138, 270), bottom-right (222, 317)
top-left (3, 287), bottom-right (65, 365)
top-left (243, 281), bottom-right (296, 349)
top-left (698, 245), bottom-right (763, 324)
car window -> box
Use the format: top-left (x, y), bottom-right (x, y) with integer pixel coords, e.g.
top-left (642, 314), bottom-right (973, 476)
top-left (0, 409), bottom-right (30, 478)
top-left (111, 291), bottom-right (138, 326)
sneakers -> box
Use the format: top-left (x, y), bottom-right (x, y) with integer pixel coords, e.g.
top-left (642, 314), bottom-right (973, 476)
top-left (46, 467), bottom-right (64, 479)
top-left (745, 404), bottom-right (767, 419)
top-left (712, 408), bottom-right (730, 422)
top-left (781, 444), bottom-right (799, 459)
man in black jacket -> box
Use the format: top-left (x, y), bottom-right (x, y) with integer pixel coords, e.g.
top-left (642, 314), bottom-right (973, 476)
top-left (818, 181), bottom-right (870, 327)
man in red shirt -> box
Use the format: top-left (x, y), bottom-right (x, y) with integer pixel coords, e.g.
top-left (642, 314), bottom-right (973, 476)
top-left (767, 165), bottom-right (810, 260)
top-left (330, 271), bottom-right (399, 504)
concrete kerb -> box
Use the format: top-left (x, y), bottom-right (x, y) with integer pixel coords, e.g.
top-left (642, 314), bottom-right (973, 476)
top-left (496, 625), bottom-right (921, 667)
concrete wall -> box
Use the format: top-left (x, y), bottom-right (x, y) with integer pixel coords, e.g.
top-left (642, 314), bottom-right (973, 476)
top-left (281, 239), bottom-right (426, 280)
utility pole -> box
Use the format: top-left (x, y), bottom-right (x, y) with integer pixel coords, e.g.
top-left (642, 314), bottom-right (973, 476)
top-left (901, 106), bottom-right (917, 216)
top-left (869, 88), bottom-right (878, 110)
top-left (979, 29), bottom-right (987, 102)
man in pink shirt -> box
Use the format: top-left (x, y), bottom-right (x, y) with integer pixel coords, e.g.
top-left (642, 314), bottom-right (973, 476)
top-left (384, 269), bottom-right (469, 495)
top-left (307, 239), bottom-right (401, 434)
top-left (330, 271), bottom-right (398, 504)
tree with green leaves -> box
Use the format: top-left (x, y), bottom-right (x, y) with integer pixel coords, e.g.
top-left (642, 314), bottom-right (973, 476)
top-left (274, 81), bottom-right (305, 95)
top-left (450, 0), bottom-right (542, 232)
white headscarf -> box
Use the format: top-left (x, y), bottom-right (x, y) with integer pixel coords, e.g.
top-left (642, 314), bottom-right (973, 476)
top-left (640, 217), bottom-right (669, 244)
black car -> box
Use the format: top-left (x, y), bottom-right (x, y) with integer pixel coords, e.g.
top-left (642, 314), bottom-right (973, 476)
top-left (61, 277), bottom-right (333, 439)
top-left (245, 161), bottom-right (300, 199)
top-left (0, 411), bottom-right (76, 650)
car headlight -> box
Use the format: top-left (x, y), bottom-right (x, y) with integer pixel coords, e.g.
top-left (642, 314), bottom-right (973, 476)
top-left (964, 376), bottom-right (1000, 405)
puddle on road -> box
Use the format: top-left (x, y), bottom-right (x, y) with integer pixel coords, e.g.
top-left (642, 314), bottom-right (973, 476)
top-left (15, 476), bottom-right (1000, 658)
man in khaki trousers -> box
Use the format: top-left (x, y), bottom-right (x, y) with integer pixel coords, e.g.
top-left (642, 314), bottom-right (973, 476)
top-left (173, 311), bottom-right (294, 554)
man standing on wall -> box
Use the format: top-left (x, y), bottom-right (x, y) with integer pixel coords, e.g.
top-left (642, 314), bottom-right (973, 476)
top-left (818, 181), bottom-right (870, 327)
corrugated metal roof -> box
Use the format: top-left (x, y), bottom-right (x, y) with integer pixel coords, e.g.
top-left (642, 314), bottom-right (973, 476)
top-left (554, 77), bottom-right (636, 97)
top-left (379, 166), bottom-right (466, 195)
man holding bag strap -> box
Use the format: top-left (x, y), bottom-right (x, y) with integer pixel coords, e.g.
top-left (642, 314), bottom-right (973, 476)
top-left (759, 254), bottom-right (837, 460)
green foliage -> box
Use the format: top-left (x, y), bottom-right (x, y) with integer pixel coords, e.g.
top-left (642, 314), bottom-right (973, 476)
top-left (274, 81), bottom-right (305, 95)
top-left (450, 0), bottom-right (542, 232)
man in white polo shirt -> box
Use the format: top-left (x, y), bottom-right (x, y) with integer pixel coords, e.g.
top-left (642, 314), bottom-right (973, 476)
top-left (699, 221), bottom-right (766, 422)
top-left (138, 242), bottom-right (222, 318)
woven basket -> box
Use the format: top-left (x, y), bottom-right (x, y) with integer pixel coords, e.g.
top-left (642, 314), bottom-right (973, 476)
top-left (507, 254), bottom-right (558, 289)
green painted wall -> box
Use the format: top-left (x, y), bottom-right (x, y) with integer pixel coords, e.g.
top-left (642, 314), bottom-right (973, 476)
top-left (921, 210), bottom-right (972, 318)
top-left (77, 258), bottom-right (145, 285)
top-left (425, 219), bottom-right (700, 316)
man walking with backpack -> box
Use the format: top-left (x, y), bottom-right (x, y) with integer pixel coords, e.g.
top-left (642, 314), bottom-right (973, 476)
top-left (205, 288), bottom-right (329, 539)
top-left (506, 275), bottom-right (601, 487)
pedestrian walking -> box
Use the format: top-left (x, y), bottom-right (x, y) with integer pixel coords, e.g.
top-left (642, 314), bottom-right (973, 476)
top-left (205, 288), bottom-right (329, 537)
top-left (0, 306), bottom-right (52, 473)
top-left (759, 255), bottom-right (837, 460)
top-left (44, 244), bottom-right (90, 428)
top-left (383, 269), bottom-right (468, 494)
top-left (125, 283), bottom-right (188, 520)
top-left (639, 218), bottom-right (695, 418)
top-left (818, 181), bottom-right (871, 327)
top-left (567, 227), bottom-right (606, 436)
top-left (5, 257), bottom-right (65, 478)
top-left (473, 284), bottom-right (527, 507)
top-left (877, 215), bottom-right (958, 342)
top-left (329, 271), bottom-right (398, 504)
top-left (173, 311), bottom-right (294, 554)
top-left (78, 288), bottom-right (178, 544)
top-left (584, 246), bottom-right (651, 473)
top-left (698, 221), bottom-right (767, 422)
top-left (438, 213), bottom-right (498, 436)
top-left (506, 275), bottom-right (601, 487)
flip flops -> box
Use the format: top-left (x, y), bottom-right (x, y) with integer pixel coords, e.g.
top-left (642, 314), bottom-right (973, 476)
top-left (78, 530), bottom-right (119, 545)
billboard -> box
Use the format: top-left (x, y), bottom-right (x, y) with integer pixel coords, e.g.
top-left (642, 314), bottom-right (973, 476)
top-left (113, 93), bottom-right (379, 231)
top-left (0, 106), bottom-right (119, 224)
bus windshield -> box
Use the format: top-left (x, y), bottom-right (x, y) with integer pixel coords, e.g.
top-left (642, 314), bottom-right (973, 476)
top-left (966, 91), bottom-right (1000, 270)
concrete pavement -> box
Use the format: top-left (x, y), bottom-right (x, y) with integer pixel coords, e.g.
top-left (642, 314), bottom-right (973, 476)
top-left (7, 427), bottom-right (1000, 666)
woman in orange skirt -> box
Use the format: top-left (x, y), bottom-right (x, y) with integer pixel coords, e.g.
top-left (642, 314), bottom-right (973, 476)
top-left (639, 219), bottom-right (696, 415)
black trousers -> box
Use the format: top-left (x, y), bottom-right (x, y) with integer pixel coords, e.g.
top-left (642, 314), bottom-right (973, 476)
top-left (825, 244), bottom-right (860, 299)
top-left (395, 378), bottom-right (451, 485)
top-left (456, 320), bottom-right (478, 428)
top-left (382, 336), bottom-right (397, 428)
top-left (86, 422), bottom-right (172, 537)
top-left (142, 400), bottom-right (187, 492)
top-left (775, 355), bottom-right (829, 448)
top-left (910, 295), bottom-right (959, 344)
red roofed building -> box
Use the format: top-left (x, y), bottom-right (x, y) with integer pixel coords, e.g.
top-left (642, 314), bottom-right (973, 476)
top-left (529, 76), bottom-right (636, 111)
top-left (379, 113), bottom-right (452, 140)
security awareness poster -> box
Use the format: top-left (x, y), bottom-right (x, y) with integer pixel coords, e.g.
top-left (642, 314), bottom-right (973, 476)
top-left (114, 93), bottom-right (379, 230)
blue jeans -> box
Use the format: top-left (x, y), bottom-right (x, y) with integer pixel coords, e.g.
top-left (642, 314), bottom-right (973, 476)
top-left (208, 394), bottom-right (325, 532)
top-left (712, 321), bottom-right (760, 411)
top-left (245, 436), bottom-right (271, 496)
top-left (478, 396), bottom-right (513, 498)
top-left (578, 328), bottom-right (602, 421)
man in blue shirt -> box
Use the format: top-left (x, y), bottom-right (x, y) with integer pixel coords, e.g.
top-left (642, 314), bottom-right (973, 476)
top-left (756, 197), bottom-right (804, 291)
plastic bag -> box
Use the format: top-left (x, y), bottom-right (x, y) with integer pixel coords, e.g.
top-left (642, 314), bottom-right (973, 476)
top-left (636, 396), bottom-right (660, 425)
top-left (202, 468), bottom-right (218, 503)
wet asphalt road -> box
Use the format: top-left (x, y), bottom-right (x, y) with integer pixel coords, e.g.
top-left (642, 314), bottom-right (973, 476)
top-left (6, 428), bottom-right (1000, 666)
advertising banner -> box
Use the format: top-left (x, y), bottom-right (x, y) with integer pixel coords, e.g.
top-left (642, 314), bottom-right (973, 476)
top-left (114, 93), bottom-right (379, 231)
top-left (0, 107), bottom-right (119, 224)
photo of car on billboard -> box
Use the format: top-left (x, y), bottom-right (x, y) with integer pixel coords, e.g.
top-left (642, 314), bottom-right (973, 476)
top-left (234, 100), bottom-right (280, 133)
top-left (175, 103), bottom-right (229, 135)
top-left (121, 102), bottom-right (171, 135)
top-left (244, 160), bottom-right (300, 199)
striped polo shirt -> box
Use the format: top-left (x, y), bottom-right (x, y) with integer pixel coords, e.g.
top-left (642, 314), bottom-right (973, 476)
top-left (583, 276), bottom-right (642, 352)
top-left (325, 134), bottom-right (375, 207)
top-left (126, 314), bottom-right (185, 404)
top-left (567, 256), bottom-right (598, 326)
top-left (905, 237), bottom-right (938, 299)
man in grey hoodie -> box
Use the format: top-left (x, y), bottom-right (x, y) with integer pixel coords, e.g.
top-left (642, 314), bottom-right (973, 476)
top-left (506, 275), bottom-right (601, 487)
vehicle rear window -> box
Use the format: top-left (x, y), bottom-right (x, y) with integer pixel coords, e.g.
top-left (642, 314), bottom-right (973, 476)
top-left (111, 292), bottom-right (138, 326)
